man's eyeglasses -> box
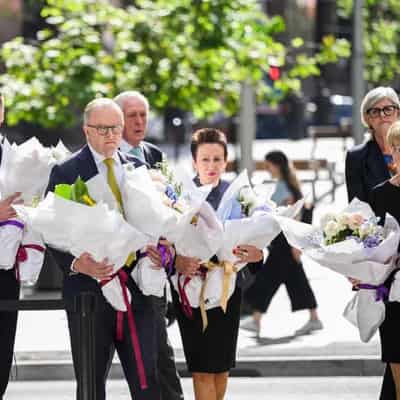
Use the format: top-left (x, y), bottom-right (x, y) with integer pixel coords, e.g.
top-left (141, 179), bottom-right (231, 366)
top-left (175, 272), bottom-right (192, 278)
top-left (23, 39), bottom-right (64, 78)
top-left (366, 105), bottom-right (399, 119)
top-left (86, 124), bottom-right (123, 136)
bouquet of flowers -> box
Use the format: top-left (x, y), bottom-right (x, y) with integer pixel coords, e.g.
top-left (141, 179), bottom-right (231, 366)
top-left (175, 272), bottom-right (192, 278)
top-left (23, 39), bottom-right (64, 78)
top-left (0, 138), bottom-right (71, 205)
top-left (121, 161), bottom-right (216, 297)
top-left (22, 177), bottom-right (149, 311)
top-left (0, 138), bottom-right (70, 275)
top-left (202, 170), bottom-right (302, 311)
top-left (276, 198), bottom-right (400, 342)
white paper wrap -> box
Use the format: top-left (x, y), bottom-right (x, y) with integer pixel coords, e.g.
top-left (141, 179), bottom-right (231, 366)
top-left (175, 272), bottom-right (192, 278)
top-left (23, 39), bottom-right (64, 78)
top-left (276, 198), bottom-right (400, 342)
top-left (122, 165), bottom-right (215, 297)
top-left (0, 138), bottom-right (70, 204)
top-left (0, 218), bottom-right (24, 270)
top-left (18, 224), bottom-right (45, 284)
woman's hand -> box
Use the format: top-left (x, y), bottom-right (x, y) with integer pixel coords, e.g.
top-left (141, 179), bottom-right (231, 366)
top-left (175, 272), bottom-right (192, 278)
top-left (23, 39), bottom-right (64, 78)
top-left (175, 255), bottom-right (200, 277)
top-left (0, 192), bottom-right (22, 222)
top-left (233, 245), bottom-right (263, 264)
top-left (348, 277), bottom-right (361, 288)
top-left (291, 247), bottom-right (302, 263)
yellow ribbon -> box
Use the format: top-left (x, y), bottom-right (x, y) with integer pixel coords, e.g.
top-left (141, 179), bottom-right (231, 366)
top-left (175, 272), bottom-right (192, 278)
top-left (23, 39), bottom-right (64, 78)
top-left (199, 261), bottom-right (237, 332)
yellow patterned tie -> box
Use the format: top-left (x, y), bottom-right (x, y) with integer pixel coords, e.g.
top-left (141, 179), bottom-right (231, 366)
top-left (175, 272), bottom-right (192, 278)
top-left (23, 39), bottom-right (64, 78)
top-left (103, 158), bottom-right (135, 266)
top-left (103, 158), bottom-right (123, 212)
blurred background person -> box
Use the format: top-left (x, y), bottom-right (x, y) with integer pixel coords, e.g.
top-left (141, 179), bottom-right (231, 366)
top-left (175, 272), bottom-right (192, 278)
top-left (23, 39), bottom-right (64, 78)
top-left (345, 87), bottom-right (400, 400)
top-left (241, 150), bottom-right (322, 337)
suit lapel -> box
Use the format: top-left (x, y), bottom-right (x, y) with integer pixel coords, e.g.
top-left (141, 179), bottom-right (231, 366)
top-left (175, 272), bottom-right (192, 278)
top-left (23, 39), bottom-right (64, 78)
top-left (75, 145), bottom-right (99, 182)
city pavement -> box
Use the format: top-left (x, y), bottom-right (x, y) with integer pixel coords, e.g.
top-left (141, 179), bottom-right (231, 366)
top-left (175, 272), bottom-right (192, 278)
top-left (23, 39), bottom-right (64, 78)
top-left (8, 137), bottom-right (387, 397)
top-left (6, 377), bottom-right (381, 399)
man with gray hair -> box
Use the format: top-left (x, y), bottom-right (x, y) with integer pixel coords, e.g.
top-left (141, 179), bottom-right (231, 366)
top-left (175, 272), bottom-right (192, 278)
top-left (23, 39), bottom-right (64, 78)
top-left (114, 91), bottom-right (184, 400)
top-left (46, 98), bottom-right (162, 400)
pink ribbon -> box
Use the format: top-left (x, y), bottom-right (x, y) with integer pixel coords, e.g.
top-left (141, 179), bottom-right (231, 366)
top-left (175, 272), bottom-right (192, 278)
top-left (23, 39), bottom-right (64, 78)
top-left (177, 274), bottom-right (193, 319)
top-left (15, 244), bottom-right (45, 281)
top-left (100, 271), bottom-right (148, 390)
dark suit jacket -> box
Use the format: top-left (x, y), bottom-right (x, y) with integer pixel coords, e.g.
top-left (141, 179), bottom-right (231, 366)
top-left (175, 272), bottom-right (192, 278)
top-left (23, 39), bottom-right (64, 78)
top-left (142, 141), bottom-right (163, 169)
top-left (45, 144), bottom-right (143, 279)
top-left (345, 138), bottom-right (390, 203)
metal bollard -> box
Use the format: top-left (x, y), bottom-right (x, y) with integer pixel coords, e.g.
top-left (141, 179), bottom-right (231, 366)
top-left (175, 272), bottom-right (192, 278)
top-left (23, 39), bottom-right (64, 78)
top-left (76, 292), bottom-right (97, 400)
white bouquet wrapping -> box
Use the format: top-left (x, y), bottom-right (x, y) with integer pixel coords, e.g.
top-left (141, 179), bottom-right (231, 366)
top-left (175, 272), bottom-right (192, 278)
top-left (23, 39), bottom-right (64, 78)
top-left (276, 198), bottom-right (400, 342)
top-left (0, 138), bottom-right (70, 205)
top-left (0, 218), bottom-right (24, 270)
top-left (12, 207), bottom-right (46, 284)
top-left (170, 200), bottom-right (224, 311)
top-left (23, 184), bottom-right (149, 311)
top-left (203, 170), bottom-right (302, 310)
top-left (122, 164), bottom-right (213, 297)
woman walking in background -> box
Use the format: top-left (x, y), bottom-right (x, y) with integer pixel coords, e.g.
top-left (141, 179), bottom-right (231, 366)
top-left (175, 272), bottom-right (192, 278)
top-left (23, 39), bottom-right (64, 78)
top-left (241, 150), bottom-right (322, 337)
top-left (345, 86), bottom-right (400, 400)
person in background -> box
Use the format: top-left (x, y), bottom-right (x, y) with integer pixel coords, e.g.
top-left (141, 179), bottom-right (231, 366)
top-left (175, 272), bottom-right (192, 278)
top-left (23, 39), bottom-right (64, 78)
top-left (345, 86), bottom-right (400, 400)
top-left (114, 91), bottom-right (184, 400)
top-left (0, 92), bottom-right (23, 400)
top-left (241, 150), bottom-right (322, 337)
top-left (172, 128), bottom-right (265, 400)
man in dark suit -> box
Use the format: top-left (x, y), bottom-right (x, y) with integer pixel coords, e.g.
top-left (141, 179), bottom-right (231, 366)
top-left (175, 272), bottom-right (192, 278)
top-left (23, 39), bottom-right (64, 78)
top-left (46, 98), bottom-right (162, 400)
top-left (0, 93), bottom-right (23, 400)
top-left (114, 91), bottom-right (184, 400)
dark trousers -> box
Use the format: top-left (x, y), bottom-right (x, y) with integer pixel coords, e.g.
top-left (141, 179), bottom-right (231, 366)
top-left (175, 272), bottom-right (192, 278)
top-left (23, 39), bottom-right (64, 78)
top-left (64, 274), bottom-right (160, 400)
top-left (152, 295), bottom-right (184, 400)
top-left (380, 366), bottom-right (396, 399)
top-left (244, 234), bottom-right (317, 313)
top-left (0, 269), bottom-right (19, 399)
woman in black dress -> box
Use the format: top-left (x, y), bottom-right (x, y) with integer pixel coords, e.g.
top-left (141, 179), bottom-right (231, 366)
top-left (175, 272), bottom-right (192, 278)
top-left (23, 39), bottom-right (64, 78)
top-left (345, 86), bottom-right (400, 400)
top-left (172, 128), bottom-right (264, 400)
top-left (370, 120), bottom-right (400, 400)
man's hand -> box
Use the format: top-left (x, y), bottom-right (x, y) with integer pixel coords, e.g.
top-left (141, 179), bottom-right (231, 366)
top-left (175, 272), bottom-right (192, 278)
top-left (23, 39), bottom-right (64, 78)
top-left (233, 245), bottom-right (263, 264)
top-left (73, 252), bottom-right (114, 279)
top-left (175, 255), bottom-right (200, 277)
top-left (0, 192), bottom-right (22, 222)
top-left (146, 245), bottom-right (163, 269)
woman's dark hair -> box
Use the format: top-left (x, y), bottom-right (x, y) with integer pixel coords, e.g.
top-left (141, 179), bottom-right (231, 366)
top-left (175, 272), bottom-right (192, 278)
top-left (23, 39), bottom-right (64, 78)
top-left (265, 150), bottom-right (302, 201)
top-left (190, 128), bottom-right (228, 160)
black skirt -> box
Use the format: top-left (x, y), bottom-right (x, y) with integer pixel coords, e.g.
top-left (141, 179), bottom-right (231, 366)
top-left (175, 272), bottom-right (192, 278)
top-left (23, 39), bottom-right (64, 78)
top-left (172, 285), bottom-right (242, 373)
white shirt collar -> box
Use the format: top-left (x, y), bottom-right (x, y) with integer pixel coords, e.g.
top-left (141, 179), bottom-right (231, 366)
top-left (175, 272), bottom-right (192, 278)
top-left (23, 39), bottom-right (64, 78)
top-left (87, 143), bottom-right (121, 168)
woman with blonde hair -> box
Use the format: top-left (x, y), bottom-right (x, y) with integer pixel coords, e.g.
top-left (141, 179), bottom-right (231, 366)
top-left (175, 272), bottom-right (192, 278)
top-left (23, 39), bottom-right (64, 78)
top-left (346, 86), bottom-right (400, 399)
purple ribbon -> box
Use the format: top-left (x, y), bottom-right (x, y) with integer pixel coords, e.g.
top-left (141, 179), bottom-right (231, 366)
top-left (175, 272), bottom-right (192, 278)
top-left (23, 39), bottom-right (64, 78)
top-left (157, 243), bottom-right (174, 276)
top-left (0, 220), bottom-right (24, 230)
top-left (358, 283), bottom-right (389, 301)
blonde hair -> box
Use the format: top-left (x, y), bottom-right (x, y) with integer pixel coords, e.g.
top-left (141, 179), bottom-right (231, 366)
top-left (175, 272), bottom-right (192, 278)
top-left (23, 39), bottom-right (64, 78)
top-left (387, 120), bottom-right (400, 147)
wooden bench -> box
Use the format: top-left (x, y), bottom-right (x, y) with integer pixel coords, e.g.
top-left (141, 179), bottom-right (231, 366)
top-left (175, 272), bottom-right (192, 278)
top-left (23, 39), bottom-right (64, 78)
top-left (226, 158), bottom-right (342, 204)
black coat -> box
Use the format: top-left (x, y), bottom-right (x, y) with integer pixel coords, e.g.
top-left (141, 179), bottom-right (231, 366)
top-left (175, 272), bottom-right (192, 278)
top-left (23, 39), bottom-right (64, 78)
top-left (345, 138), bottom-right (390, 203)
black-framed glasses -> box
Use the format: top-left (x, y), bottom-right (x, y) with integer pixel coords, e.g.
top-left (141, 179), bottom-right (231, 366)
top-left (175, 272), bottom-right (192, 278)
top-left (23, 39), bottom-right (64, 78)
top-left (366, 105), bottom-right (399, 118)
top-left (86, 124), bottom-right (123, 136)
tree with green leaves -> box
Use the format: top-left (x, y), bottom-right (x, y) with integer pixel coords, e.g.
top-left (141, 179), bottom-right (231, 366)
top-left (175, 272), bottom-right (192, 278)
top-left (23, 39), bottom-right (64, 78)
top-left (338, 0), bottom-right (400, 85)
top-left (0, 0), bottom-right (350, 129)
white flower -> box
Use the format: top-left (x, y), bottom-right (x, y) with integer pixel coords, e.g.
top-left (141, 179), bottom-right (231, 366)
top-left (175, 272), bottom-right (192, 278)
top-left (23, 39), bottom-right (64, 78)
top-left (336, 213), bottom-right (351, 229)
top-left (324, 220), bottom-right (340, 239)
top-left (359, 222), bottom-right (375, 238)
top-left (320, 212), bottom-right (337, 230)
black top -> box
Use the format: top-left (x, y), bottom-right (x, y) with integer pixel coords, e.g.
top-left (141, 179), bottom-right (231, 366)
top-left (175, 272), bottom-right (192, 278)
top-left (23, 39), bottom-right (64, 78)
top-left (345, 138), bottom-right (390, 203)
top-left (370, 179), bottom-right (400, 226)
